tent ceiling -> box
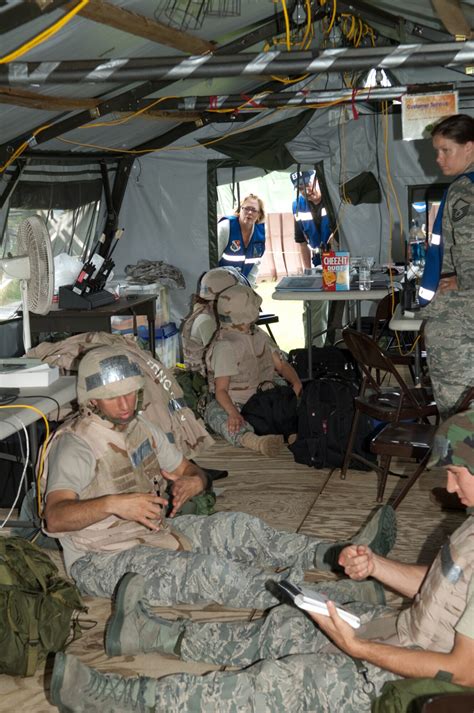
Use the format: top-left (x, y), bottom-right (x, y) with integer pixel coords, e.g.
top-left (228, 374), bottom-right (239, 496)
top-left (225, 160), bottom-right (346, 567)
top-left (0, 0), bottom-right (473, 164)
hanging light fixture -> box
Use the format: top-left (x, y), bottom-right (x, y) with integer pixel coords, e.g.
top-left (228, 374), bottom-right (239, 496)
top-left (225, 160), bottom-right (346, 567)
top-left (158, 0), bottom-right (209, 31)
top-left (205, 0), bottom-right (241, 17)
top-left (291, 0), bottom-right (307, 27)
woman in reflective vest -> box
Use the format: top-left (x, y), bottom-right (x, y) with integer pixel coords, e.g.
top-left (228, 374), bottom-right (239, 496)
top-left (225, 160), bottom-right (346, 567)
top-left (218, 194), bottom-right (266, 284)
top-left (419, 114), bottom-right (474, 305)
top-left (421, 113), bottom-right (474, 417)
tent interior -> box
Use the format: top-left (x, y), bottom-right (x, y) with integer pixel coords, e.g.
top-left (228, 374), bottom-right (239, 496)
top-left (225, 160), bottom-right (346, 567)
top-left (0, 1), bottom-right (473, 710)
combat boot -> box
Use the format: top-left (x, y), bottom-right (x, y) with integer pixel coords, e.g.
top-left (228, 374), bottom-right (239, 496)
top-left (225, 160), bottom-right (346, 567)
top-left (240, 432), bottom-right (284, 456)
top-left (314, 504), bottom-right (397, 571)
top-left (51, 652), bottom-right (157, 713)
top-left (105, 572), bottom-right (184, 657)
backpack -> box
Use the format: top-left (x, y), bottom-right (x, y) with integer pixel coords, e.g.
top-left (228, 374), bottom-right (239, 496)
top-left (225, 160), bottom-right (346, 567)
top-left (288, 346), bottom-right (359, 382)
top-left (372, 676), bottom-right (474, 713)
top-left (0, 536), bottom-right (86, 677)
top-left (289, 377), bottom-right (375, 469)
top-left (241, 383), bottom-right (298, 440)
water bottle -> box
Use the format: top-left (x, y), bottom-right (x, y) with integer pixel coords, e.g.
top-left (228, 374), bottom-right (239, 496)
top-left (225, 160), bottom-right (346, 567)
top-left (358, 257), bottom-right (371, 291)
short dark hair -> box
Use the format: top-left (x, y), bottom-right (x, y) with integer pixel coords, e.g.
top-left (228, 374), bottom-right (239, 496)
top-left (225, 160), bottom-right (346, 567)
top-left (431, 113), bottom-right (474, 145)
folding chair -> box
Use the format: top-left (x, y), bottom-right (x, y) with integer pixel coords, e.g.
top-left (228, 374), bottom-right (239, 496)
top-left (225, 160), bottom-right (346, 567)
top-left (341, 328), bottom-right (439, 502)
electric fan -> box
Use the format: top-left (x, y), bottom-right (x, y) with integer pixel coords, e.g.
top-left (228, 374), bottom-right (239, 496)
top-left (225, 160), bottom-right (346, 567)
top-left (0, 216), bottom-right (54, 352)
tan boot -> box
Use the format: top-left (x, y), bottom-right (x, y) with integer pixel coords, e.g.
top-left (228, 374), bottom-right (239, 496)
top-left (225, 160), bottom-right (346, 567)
top-left (240, 432), bottom-right (284, 456)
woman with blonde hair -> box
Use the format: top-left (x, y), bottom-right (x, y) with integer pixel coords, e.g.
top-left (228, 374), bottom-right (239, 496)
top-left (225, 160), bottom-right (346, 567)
top-left (218, 193), bottom-right (266, 285)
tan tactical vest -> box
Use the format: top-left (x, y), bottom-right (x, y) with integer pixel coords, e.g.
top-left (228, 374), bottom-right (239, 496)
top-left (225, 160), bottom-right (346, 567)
top-left (181, 303), bottom-right (215, 375)
top-left (43, 412), bottom-right (191, 555)
top-left (206, 327), bottom-right (275, 404)
top-left (397, 516), bottom-right (474, 652)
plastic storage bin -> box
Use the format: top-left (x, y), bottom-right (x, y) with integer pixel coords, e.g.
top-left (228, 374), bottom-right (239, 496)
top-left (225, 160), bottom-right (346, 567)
top-left (138, 322), bottom-right (180, 368)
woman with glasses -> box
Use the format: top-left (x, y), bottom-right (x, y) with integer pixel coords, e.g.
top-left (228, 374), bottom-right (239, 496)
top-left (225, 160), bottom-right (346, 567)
top-left (218, 194), bottom-right (266, 285)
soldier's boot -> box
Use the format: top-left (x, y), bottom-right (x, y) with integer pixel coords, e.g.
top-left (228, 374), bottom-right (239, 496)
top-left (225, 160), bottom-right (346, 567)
top-left (51, 652), bottom-right (157, 713)
top-left (314, 504), bottom-right (397, 571)
top-left (240, 432), bottom-right (284, 456)
top-left (105, 572), bottom-right (184, 657)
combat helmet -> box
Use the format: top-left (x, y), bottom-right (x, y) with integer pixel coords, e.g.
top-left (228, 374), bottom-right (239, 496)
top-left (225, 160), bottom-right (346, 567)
top-left (290, 169), bottom-right (316, 188)
top-left (77, 347), bottom-right (144, 409)
top-left (217, 283), bottom-right (262, 326)
top-left (428, 409), bottom-right (474, 474)
top-left (198, 267), bottom-right (239, 300)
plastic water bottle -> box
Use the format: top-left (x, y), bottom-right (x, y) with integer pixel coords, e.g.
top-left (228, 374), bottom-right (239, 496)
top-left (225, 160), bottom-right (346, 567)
top-left (358, 258), bottom-right (371, 291)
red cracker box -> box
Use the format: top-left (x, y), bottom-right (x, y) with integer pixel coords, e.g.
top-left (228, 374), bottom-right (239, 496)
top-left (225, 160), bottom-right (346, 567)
top-left (322, 251), bottom-right (350, 291)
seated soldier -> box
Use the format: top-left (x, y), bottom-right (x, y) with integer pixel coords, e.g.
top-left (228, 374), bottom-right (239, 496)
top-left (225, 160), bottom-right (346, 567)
top-left (181, 267), bottom-right (240, 376)
top-left (51, 410), bottom-right (474, 713)
top-left (205, 284), bottom-right (303, 456)
top-left (43, 346), bottom-right (395, 608)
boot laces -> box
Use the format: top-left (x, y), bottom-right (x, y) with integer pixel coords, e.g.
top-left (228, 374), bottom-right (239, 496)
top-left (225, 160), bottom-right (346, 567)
top-left (87, 670), bottom-right (151, 710)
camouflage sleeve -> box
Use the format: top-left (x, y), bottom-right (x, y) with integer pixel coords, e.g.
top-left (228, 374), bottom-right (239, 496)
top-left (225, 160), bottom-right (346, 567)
top-left (455, 574), bottom-right (474, 640)
top-left (442, 174), bottom-right (474, 280)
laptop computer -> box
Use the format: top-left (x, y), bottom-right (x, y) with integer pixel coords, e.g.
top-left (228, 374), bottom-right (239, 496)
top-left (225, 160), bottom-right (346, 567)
top-left (275, 274), bottom-right (323, 291)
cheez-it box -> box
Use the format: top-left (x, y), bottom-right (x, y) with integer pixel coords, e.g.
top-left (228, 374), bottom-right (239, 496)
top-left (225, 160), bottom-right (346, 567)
top-left (322, 251), bottom-right (350, 291)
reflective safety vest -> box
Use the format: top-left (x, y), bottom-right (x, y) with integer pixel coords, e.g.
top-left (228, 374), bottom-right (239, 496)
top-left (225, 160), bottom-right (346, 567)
top-left (218, 216), bottom-right (266, 279)
top-left (292, 194), bottom-right (331, 267)
top-left (419, 171), bottom-right (474, 306)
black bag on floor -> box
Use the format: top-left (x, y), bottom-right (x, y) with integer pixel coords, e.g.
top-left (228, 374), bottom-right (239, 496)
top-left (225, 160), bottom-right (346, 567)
top-left (288, 346), bottom-right (359, 382)
top-left (289, 377), bottom-right (375, 469)
top-left (241, 382), bottom-right (298, 440)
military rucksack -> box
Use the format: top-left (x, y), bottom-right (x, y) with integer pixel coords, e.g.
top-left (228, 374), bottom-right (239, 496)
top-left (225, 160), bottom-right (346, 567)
top-left (0, 536), bottom-right (86, 676)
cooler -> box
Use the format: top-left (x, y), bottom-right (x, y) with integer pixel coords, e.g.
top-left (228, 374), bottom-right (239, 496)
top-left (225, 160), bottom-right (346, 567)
top-left (138, 322), bottom-right (180, 368)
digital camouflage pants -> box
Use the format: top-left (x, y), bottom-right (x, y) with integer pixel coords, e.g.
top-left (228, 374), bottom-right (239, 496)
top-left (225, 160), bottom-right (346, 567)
top-left (204, 398), bottom-right (254, 446)
top-left (71, 511), bottom-right (329, 608)
top-left (151, 600), bottom-right (399, 712)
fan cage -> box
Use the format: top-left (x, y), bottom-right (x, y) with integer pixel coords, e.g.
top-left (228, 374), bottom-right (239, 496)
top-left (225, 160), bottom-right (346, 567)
top-left (17, 216), bottom-right (54, 315)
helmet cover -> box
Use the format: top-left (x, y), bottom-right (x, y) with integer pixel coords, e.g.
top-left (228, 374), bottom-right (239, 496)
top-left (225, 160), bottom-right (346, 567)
top-left (217, 284), bottom-right (262, 326)
top-left (427, 409), bottom-right (474, 474)
top-left (77, 347), bottom-right (145, 405)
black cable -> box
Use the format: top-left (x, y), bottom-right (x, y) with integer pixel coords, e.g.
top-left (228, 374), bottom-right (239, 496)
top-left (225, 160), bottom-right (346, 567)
top-left (18, 394), bottom-right (61, 421)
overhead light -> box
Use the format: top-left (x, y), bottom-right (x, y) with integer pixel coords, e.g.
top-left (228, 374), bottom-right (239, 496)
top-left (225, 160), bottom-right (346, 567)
top-left (364, 68), bottom-right (393, 88)
top-left (291, 0), bottom-right (307, 28)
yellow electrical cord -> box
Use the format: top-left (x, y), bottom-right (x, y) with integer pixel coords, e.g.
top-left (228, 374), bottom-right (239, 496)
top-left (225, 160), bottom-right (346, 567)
top-left (0, 404), bottom-right (50, 516)
top-left (0, 0), bottom-right (90, 64)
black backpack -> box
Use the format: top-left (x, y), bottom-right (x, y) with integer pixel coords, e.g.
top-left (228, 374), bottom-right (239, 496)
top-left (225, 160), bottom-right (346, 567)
top-left (288, 346), bottom-right (359, 383)
top-left (241, 383), bottom-right (298, 440)
top-left (289, 377), bottom-right (375, 469)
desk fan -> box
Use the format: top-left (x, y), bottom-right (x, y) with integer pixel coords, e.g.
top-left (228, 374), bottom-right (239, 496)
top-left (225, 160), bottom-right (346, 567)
top-left (0, 216), bottom-right (54, 353)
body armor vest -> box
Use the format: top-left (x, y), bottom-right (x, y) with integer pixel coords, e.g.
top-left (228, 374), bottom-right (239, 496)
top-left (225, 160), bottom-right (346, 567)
top-left (397, 516), bottom-right (474, 652)
top-left (43, 412), bottom-right (191, 554)
top-left (206, 327), bottom-right (275, 404)
top-left (181, 302), bottom-right (216, 375)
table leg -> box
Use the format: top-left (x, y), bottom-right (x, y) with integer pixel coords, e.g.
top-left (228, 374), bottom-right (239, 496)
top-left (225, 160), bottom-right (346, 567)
top-left (305, 301), bottom-right (313, 379)
top-left (148, 317), bottom-right (156, 358)
top-left (414, 338), bottom-right (421, 386)
top-left (356, 301), bottom-right (362, 332)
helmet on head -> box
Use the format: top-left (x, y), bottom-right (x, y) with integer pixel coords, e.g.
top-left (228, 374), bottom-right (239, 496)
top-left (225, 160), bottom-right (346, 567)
top-left (428, 409), bottom-right (474, 474)
top-left (219, 265), bottom-right (251, 288)
top-left (198, 267), bottom-right (239, 300)
top-left (77, 347), bottom-right (145, 406)
top-left (290, 170), bottom-right (316, 188)
top-left (217, 284), bottom-right (262, 326)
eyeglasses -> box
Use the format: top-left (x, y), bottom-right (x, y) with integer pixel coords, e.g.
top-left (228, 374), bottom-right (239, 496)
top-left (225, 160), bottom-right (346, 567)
top-left (241, 206), bottom-right (258, 214)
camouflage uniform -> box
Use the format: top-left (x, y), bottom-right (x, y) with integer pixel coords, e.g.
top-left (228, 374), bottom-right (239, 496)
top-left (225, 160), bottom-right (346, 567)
top-left (424, 165), bottom-right (474, 417)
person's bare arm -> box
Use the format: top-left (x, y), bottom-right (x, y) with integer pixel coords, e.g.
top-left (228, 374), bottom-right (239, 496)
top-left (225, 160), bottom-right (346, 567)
top-left (312, 604), bottom-right (474, 687)
top-left (272, 352), bottom-right (303, 397)
top-left (44, 489), bottom-right (168, 534)
top-left (215, 375), bottom-right (246, 433)
top-left (339, 545), bottom-right (428, 598)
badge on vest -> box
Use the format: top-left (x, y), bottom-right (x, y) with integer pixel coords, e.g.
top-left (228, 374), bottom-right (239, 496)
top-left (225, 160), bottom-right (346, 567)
top-left (230, 240), bottom-right (241, 252)
top-left (130, 438), bottom-right (153, 468)
top-left (440, 541), bottom-right (463, 583)
top-left (452, 198), bottom-right (469, 222)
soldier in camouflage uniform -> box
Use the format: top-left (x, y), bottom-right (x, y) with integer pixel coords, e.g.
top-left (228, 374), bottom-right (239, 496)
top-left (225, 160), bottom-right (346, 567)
top-left (51, 409), bottom-right (474, 713)
top-left (43, 346), bottom-right (395, 609)
top-left (423, 114), bottom-right (474, 418)
top-left (205, 284), bottom-right (303, 456)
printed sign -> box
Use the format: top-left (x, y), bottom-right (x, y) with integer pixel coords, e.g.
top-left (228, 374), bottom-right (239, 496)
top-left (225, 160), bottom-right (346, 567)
top-left (402, 91), bottom-right (458, 140)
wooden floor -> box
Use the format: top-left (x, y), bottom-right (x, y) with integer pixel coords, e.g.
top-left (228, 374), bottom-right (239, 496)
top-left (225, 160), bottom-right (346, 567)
top-left (0, 439), bottom-right (464, 712)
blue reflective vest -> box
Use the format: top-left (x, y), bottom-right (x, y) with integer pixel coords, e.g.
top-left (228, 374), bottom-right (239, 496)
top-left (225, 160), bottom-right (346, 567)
top-left (218, 216), bottom-right (266, 279)
top-left (292, 194), bottom-right (331, 267)
top-left (419, 171), bottom-right (474, 306)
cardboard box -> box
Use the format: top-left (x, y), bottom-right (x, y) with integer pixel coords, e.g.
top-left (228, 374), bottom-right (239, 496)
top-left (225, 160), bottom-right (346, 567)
top-left (322, 251), bottom-right (350, 291)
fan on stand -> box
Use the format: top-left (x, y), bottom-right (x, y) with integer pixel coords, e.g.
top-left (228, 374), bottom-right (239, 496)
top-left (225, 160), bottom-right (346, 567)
top-left (0, 216), bottom-right (58, 388)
